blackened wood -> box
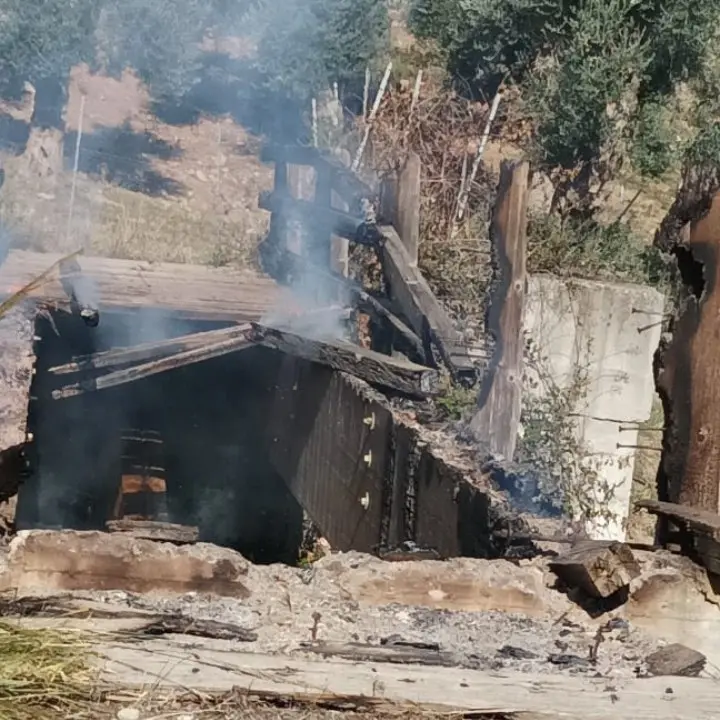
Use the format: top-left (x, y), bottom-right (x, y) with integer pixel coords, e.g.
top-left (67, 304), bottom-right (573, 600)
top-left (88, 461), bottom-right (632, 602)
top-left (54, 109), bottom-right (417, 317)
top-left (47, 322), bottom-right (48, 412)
top-left (300, 641), bottom-right (459, 668)
top-left (48, 323), bottom-right (253, 376)
top-left (136, 615), bottom-right (257, 642)
top-left (52, 331), bottom-right (257, 399)
top-left (379, 225), bottom-right (474, 377)
top-left (251, 323), bottom-right (438, 397)
top-left (330, 148), bottom-right (351, 278)
top-left (468, 161), bottom-right (529, 460)
top-left (636, 499), bottom-right (720, 539)
top-left (260, 144), bottom-right (373, 206)
top-left (549, 540), bottom-right (640, 598)
top-left (105, 519), bottom-right (199, 544)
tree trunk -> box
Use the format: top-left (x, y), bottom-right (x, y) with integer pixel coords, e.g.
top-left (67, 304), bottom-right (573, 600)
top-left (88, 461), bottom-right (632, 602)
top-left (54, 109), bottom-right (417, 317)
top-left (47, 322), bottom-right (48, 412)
top-left (654, 164), bottom-right (720, 535)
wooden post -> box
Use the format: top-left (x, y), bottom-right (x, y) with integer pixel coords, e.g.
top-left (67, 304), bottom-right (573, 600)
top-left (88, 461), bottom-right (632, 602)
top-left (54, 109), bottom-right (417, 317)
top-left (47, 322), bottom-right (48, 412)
top-left (268, 160), bottom-right (288, 250)
top-left (330, 149), bottom-right (351, 277)
top-left (396, 151), bottom-right (421, 266)
top-left (468, 160), bottom-right (529, 461)
top-left (287, 163), bottom-right (316, 257)
top-left (655, 181), bottom-right (720, 517)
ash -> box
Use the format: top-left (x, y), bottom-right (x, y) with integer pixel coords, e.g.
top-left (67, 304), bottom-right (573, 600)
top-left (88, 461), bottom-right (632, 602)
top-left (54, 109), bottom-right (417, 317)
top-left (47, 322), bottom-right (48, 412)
top-left (88, 554), bottom-right (658, 679)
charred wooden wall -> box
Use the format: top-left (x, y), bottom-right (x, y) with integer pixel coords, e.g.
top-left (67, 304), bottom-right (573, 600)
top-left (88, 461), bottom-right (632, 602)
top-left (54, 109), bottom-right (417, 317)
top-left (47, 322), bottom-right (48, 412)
top-left (266, 359), bottom-right (512, 558)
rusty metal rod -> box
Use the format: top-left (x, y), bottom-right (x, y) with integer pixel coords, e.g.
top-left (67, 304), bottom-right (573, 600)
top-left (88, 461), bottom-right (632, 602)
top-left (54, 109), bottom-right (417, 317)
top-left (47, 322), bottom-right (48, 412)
top-left (617, 442), bottom-right (662, 452)
top-left (619, 425), bottom-right (664, 432)
top-left (52, 332), bottom-right (257, 399)
top-left (49, 323), bottom-right (254, 376)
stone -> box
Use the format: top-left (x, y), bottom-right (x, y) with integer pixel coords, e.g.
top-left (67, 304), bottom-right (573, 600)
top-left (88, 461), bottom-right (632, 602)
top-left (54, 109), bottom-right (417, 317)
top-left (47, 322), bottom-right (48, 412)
top-left (116, 708), bottom-right (141, 720)
top-left (645, 644), bottom-right (706, 678)
top-left (549, 541), bottom-right (641, 598)
top-left (1, 530), bottom-right (250, 597)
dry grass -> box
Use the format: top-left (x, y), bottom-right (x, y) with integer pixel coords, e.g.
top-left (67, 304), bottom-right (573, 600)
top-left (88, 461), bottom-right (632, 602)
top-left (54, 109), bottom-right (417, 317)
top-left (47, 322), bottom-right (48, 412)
top-left (0, 623), bottom-right (98, 720)
top-left (0, 152), bottom-right (264, 268)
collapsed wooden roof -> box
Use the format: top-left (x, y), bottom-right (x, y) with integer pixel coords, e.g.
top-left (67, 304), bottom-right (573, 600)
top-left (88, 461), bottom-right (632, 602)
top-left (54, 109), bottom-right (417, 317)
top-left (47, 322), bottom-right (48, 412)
top-left (0, 249), bottom-right (283, 456)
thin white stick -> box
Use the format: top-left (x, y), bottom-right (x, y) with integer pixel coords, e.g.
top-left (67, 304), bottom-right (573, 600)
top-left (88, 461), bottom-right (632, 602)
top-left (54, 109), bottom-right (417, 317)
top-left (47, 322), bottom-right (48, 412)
top-left (363, 66), bottom-right (371, 119)
top-left (455, 91), bottom-right (503, 223)
top-left (311, 97), bottom-right (318, 147)
top-left (352, 62), bottom-right (392, 172)
top-left (410, 69), bottom-right (423, 118)
top-left (65, 93), bottom-right (86, 246)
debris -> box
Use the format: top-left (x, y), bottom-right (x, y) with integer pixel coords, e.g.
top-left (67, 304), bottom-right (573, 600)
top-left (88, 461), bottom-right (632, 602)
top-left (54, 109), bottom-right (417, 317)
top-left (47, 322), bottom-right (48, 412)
top-left (645, 644), bottom-right (706, 678)
top-left (549, 540), bottom-right (641, 598)
top-left (300, 641), bottom-right (461, 668)
top-left (105, 520), bottom-right (199, 545)
top-left (135, 615), bottom-right (257, 642)
top-left (547, 654), bottom-right (591, 669)
top-left (496, 645), bottom-right (539, 660)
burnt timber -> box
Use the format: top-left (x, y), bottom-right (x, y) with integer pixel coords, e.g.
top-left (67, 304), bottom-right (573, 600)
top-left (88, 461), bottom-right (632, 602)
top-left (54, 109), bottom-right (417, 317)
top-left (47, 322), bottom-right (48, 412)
top-left (49, 322), bottom-right (438, 398)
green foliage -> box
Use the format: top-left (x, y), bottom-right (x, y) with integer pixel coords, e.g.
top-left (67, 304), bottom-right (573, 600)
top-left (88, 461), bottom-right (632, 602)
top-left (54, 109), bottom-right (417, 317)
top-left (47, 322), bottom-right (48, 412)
top-left (252, 0), bottom-right (390, 101)
top-left (410, 0), bottom-right (720, 183)
top-left (527, 212), bottom-right (673, 287)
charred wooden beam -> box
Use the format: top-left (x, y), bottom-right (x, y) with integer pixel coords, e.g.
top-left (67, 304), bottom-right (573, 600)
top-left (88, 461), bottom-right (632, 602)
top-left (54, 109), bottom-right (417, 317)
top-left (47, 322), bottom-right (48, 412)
top-left (259, 191), bottom-right (385, 248)
top-left (260, 144), bottom-right (374, 207)
top-left (278, 250), bottom-right (425, 362)
top-left (49, 323), bottom-right (253, 376)
top-left (379, 225), bottom-right (474, 377)
top-left (105, 519), bottom-right (199, 544)
top-left (52, 331), bottom-right (257, 399)
top-left (251, 323), bottom-right (438, 397)
top-left (636, 499), bottom-right (720, 539)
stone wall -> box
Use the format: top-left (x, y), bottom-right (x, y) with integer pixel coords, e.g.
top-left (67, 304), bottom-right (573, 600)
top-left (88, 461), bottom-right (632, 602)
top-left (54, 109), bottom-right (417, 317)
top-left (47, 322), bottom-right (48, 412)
top-left (523, 275), bottom-right (665, 541)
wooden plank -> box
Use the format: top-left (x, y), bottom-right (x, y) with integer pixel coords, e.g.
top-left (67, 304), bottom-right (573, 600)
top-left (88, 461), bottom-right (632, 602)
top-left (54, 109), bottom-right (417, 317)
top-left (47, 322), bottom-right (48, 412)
top-left (52, 331), bottom-right (257, 399)
top-left (0, 250), bottom-right (280, 321)
top-left (48, 323), bottom-right (253, 376)
top-left (286, 163), bottom-right (316, 257)
top-left (379, 224), bottom-right (473, 376)
top-left (330, 148), bottom-right (351, 278)
top-left (654, 185), bottom-right (720, 517)
top-left (396, 151), bottom-right (421, 266)
top-left (635, 499), bottom-right (720, 539)
top-left (105, 520), bottom-right (199, 544)
top-left (300, 641), bottom-right (461, 668)
top-left (259, 191), bottom-right (384, 248)
top-left (548, 540), bottom-right (641, 598)
top-left (468, 160), bottom-right (529, 460)
top-left (98, 641), bottom-right (720, 720)
top-left (252, 323), bottom-right (438, 397)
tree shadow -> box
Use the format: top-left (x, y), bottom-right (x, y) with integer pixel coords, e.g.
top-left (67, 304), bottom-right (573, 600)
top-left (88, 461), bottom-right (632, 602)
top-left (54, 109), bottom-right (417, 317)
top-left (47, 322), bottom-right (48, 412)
top-left (150, 53), bottom-right (308, 146)
top-left (64, 121), bottom-right (185, 197)
top-left (0, 113), bottom-right (30, 155)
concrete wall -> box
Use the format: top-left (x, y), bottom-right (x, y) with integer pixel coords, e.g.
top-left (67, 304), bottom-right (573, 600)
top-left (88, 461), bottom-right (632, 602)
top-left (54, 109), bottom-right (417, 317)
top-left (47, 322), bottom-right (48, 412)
top-left (523, 275), bottom-right (664, 541)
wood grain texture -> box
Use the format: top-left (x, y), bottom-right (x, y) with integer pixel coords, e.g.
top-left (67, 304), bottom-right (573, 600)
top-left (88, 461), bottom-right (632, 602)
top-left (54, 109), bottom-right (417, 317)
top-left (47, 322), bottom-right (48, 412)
top-left (0, 250), bottom-right (281, 321)
top-left (469, 161), bottom-right (529, 460)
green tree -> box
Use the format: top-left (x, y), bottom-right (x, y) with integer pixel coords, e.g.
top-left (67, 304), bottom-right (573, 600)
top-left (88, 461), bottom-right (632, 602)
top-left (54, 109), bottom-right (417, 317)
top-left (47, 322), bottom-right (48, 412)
top-left (0, 0), bottom-right (257, 131)
top-left (410, 0), bottom-right (720, 214)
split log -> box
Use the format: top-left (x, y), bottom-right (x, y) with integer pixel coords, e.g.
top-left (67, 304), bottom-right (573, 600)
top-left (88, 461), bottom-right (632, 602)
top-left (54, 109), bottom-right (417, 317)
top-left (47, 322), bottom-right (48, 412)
top-left (251, 323), bottom-right (438, 397)
top-left (135, 614), bottom-right (257, 642)
top-left (105, 519), bottom-right (199, 544)
top-left (549, 540), bottom-right (641, 598)
top-left (645, 644), bottom-right (706, 678)
top-left (379, 225), bottom-right (474, 377)
top-left (48, 323), bottom-right (254, 376)
top-left (300, 641), bottom-right (460, 668)
top-left (52, 331), bottom-right (257, 399)
top-left (468, 160), bottom-right (529, 460)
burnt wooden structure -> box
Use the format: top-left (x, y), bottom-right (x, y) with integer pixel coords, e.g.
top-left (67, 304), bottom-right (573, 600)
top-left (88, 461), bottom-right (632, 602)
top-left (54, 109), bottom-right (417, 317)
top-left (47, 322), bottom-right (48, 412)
top-left (258, 143), bottom-right (474, 377)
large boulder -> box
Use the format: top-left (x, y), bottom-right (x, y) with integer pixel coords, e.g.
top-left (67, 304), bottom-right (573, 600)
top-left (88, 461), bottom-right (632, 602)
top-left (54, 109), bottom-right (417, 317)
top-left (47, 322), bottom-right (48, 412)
top-left (0, 530), bottom-right (250, 597)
